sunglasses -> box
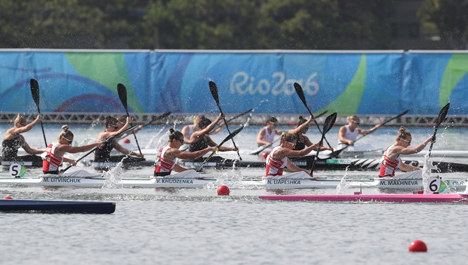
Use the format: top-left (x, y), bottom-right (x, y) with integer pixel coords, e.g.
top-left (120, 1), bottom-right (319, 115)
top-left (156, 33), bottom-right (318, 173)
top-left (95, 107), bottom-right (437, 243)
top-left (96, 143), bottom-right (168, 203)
top-left (271, 122), bottom-right (278, 126)
top-left (178, 138), bottom-right (184, 144)
top-left (353, 120), bottom-right (360, 125)
top-left (63, 136), bottom-right (73, 143)
top-left (401, 138), bottom-right (411, 144)
top-left (288, 141), bottom-right (295, 147)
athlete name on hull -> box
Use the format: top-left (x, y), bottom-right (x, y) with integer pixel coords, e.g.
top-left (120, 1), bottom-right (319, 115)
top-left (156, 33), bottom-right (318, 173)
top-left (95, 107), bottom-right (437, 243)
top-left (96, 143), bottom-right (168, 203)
top-left (43, 177), bottom-right (82, 183)
top-left (267, 179), bottom-right (302, 185)
top-left (379, 180), bottom-right (419, 186)
top-left (155, 179), bottom-right (194, 184)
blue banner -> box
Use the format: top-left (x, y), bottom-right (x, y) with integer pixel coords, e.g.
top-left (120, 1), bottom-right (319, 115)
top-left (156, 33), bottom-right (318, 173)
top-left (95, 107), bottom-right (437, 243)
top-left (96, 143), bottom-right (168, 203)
top-left (0, 50), bottom-right (466, 115)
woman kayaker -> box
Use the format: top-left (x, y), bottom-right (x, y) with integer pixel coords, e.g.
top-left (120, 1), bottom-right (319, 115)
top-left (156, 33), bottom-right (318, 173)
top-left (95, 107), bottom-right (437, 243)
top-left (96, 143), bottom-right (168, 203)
top-left (265, 133), bottom-right (323, 177)
top-left (182, 115), bottom-right (225, 144)
top-left (188, 114), bottom-right (237, 152)
top-left (288, 115), bottom-right (333, 152)
top-left (1, 114), bottom-right (44, 163)
top-left (338, 115), bottom-right (382, 149)
top-left (42, 125), bottom-right (103, 174)
top-left (379, 127), bottom-right (435, 177)
top-left (154, 128), bottom-right (220, 176)
top-left (256, 117), bottom-right (283, 147)
top-left (94, 116), bottom-right (144, 163)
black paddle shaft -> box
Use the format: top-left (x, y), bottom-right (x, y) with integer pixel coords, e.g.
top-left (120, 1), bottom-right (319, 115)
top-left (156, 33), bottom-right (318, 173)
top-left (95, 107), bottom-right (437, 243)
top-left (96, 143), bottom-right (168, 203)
top-left (117, 83), bottom-right (143, 156)
top-left (310, 113), bottom-right (337, 174)
top-left (30, 78), bottom-right (48, 148)
top-left (428, 103), bottom-right (450, 157)
top-left (293, 83), bottom-right (333, 149)
top-left (196, 125), bottom-right (244, 172)
top-left (209, 81), bottom-right (242, 160)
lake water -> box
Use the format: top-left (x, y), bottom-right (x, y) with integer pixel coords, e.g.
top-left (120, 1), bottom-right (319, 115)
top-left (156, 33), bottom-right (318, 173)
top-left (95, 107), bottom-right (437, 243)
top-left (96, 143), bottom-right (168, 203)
top-left (1, 123), bottom-right (468, 264)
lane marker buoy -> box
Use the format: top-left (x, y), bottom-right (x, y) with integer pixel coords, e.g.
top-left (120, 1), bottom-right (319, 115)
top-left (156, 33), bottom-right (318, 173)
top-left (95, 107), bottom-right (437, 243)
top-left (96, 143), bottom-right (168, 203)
top-left (409, 240), bottom-right (427, 252)
top-left (217, 185), bottom-right (230, 196)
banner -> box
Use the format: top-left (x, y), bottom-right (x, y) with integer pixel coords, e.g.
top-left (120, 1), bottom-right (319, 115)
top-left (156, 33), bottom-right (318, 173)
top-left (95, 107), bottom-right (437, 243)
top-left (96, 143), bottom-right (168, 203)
top-left (0, 50), bottom-right (466, 115)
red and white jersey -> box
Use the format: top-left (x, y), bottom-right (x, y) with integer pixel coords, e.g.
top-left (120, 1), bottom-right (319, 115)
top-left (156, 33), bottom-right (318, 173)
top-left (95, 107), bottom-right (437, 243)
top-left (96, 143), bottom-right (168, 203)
top-left (43, 142), bottom-right (63, 172)
top-left (265, 146), bottom-right (288, 177)
top-left (155, 146), bottom-right (176, 173)
top-left (379, 145), bottom-right (401, 177)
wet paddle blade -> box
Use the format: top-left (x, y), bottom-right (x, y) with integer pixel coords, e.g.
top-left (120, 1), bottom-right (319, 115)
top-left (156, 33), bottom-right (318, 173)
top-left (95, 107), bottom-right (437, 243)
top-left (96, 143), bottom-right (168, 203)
top-left (30, 78), bottom-right (40, 111)
top-left (117, 83), bottom-right (129, 113)
top-left (435, 103), bottom-right (450, 128)
top-left (209, 81), bottom-right (220, 106)
top-left (294, 83), bottom-right (310, 112)
top-left (219, 125), bottom-right (244, 146)
top-left (323, 112), bottom-right (337, 135)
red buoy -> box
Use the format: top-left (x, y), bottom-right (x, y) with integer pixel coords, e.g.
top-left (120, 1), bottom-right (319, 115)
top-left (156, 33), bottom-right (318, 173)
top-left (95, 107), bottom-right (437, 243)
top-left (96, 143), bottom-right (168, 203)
top-left (3, 196), bottom-right (13, 199)
top-left (123, 139), bottom-right (131, 144)
top-left (217, 185), bottom-right (230, 196)
top-left (261, 152), bottom-right (269, 160)
top-left (409, 240), bottom-right (427, 252)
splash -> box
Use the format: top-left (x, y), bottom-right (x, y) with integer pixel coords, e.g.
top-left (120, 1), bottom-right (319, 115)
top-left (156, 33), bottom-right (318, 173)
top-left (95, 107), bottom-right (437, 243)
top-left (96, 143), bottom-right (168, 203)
top-left (421, 153), bottom-right (437, 193)
top-left (336, 166), bottom-right (351, 194)
top-left (101, 157), bottom-right (126, 189)
top-left (145, 126), bottom-right (167, 149)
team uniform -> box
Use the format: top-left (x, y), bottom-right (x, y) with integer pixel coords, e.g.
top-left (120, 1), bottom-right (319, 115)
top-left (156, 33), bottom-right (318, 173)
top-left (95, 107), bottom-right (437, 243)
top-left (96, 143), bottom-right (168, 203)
top-left (259, 127), bottom-right (275, 146)
top-left (265, 146), bottom-right (288, 177)
top-left (1, 135), bottom-right (42, 163)
top-left (337, 125), bottom-right (359, 149)
top-left (154, 146), bottom-right (175, 176)
top-left (42, 142), bottom-right (63, 174)
top-left (379, 145), bottom-right (401, 177)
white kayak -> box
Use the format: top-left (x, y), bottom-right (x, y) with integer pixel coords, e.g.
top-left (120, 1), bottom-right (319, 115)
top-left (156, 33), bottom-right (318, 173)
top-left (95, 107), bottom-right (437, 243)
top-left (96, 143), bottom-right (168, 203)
top-left (0, 169), bottom-right (466, 190)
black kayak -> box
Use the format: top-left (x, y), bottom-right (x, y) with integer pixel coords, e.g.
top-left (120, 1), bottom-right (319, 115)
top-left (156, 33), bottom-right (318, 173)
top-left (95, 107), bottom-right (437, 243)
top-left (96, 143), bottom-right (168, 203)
top-left (0, 200), bottom-right (115, 214)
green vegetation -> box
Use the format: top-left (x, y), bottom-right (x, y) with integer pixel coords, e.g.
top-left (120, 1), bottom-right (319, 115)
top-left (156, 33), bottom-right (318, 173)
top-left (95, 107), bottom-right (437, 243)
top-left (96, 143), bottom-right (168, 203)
top-left (0, 0), bottom-right (463, 50)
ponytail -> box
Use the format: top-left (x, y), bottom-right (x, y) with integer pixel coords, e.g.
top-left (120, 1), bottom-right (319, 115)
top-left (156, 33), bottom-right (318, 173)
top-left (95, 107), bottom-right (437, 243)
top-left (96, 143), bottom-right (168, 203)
top-left (396, 126), bottom-right (411, 141)
top-left (280, 132), bottom-right (296, 145)
top-left (58, 125), bottom-right (74, 140)
top-left (168, 128), bottom-right (183, 142)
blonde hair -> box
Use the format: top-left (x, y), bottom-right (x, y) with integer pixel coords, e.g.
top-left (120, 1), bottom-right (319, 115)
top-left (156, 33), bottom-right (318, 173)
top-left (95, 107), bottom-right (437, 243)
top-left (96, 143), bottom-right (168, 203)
top-left (58, 125), bottom-right (74, 140)
top-left (280, 132), bottom-right (296, 145)
top-left (346, 115), bottom-right (360, 123)
top-left (396, 126), bottom-right (411, 141)
top-left (14, 114), bottom-right (26, 126)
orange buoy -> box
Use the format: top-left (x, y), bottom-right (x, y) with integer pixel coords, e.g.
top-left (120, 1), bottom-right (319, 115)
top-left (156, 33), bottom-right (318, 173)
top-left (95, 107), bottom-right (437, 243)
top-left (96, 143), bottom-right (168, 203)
top-left (123, 139), bottom-right (131, 144)
top-left (409, 240), bottom-right (427, 252)
top-left (3, 196), bottom-right (13, 199)
top-left (217, 185), bottom-right (230, 196)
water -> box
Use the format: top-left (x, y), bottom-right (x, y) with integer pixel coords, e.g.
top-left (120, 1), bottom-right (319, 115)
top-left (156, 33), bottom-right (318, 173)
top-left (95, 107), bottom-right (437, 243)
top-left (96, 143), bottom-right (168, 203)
top-left (1, 123), bottom-right (468, 264)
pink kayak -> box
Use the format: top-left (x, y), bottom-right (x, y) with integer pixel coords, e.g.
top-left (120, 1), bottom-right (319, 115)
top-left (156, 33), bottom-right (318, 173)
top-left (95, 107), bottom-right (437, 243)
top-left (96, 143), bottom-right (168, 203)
top-left (259, 193), bottom-right (468, 203)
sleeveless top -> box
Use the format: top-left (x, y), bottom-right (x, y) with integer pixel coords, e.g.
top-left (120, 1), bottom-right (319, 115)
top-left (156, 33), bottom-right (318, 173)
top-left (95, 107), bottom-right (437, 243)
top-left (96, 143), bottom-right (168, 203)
top-left (155, 146), bottom-right (176, 173)
top-left (94, 139), bottom-right (114, 161)
top-left (339, 125), bottom-right (359, 143)
top-left (1, 135), bottom-right (24, 158)
top-left (186, 125), bottom-right (195, 140)
top-left (189, 136), bottom-right (208, 152)
top-left (379, 145), bottom-right (401, 177)
top-left (265, 146), bottom-right (288, 177)
top-left (43, 142), bottom-right (63, 172)
top-left (293, 135), bottom-right (306, 150)
top-left (261, 127), bottom-right (275, 143)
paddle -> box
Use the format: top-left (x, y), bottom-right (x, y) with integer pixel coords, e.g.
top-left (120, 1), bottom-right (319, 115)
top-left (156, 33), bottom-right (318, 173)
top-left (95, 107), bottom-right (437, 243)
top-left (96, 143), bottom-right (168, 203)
top-left (428, 103), bottom-right (450, 158)
top-left (211, 108), bottom-right (253, 133)
top-left (120, 111), bottom-right (172, 139)
top-left (60, 124), bottom-right (139, 173)
top-left (294, 83), bottom-right (333, 149)
top-left (310, 112), bottom-right (337, 174)
top-left (117, 83), bottom-right (143, 156)
top-left (250, 110), bottom-right (329, 156)
top-left (209, 81), bottom-right (242, 160)
top-left (329, 109), bottom-right (411, 158)
top-left (196, 125), bottom-right (244, 172)
top-left (30, 78), bottom-right (48, 148)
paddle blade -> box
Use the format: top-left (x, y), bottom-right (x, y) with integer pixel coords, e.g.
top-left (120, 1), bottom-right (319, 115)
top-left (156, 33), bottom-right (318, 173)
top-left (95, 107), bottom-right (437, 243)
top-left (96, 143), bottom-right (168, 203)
top-left (30, 78), bottom-right (40, 108)
top-left (294, 83), bottom-right (308, 106)
top-left (435, 103), bottom-right (450, 127)
top-left (323, 112), bottom-right (337, 135)
top-left (117, 83), bottom-right (128, 112)
top-left (209, 81), bottom-right (220, 105)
